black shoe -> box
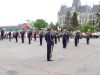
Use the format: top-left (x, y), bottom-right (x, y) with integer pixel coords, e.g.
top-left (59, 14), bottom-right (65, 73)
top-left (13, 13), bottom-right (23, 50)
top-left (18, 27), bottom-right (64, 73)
top-left (47, 60), bottom-right (53, 61)
top-left (63, 47), bottom-right (66, 48)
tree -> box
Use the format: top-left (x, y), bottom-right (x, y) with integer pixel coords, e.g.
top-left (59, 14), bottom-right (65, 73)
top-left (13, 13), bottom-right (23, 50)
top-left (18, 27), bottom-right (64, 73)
top-left (33, 19), bottom-right (48, 29)
top-left (97, 9), bottom-right (100, 30)
top-left (49, 22), bottom-right (57, 30)
top-left (55, 23), bottom-right (60, 28)
top-left (71, 12), bottom-right (79, 28)
top-left (67, 25), bottom-right (75, 31)
top-left (80, 22), bottom-right (95, 32)
top-left (65, 11), bottom-right (71, 25)
top-left (29, 21), bottom-right (34, 29)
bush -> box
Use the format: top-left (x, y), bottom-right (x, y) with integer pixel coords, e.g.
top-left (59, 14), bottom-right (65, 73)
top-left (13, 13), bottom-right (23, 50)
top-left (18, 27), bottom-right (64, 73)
top-left (80, 23), bottom-right (96, 32)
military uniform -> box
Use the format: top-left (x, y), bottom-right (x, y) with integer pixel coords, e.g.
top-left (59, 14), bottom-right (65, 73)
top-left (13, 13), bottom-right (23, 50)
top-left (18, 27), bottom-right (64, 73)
top-left (28, 31), bottom-right (32, 44)
top-left (39, 32), bottom-right (43, 45)
top-left (45, 29), bottom-right (54, 61)
top-left (34, 32), bottom-right (36, 41)
top-left (20, 31), bottom-right (25, 43)
top-left (74, 32), bottom-right (79, 46)
top-left (62, 32), bottom-right (68, 48)
top-left (8, 30), bottom-right (11, 41)
top-left (1, 30), bottom-right (4, 40)
top-left (57, 33), bottom-right (60, 42)
top-left (86, 32), bottom-right (91, 44)
top-left (15, 31), bottom-right (19, 42)
top-left (54, 32), bottom-right (57, 44)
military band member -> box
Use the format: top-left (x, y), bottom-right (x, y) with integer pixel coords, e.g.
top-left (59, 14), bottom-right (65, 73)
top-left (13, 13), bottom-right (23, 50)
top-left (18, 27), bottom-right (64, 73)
top-left (8, 30), bottom-right (11, 41)
top-left (15, 31), bottom-right (19, 42)
top-left (86, 31), bottom-right (91, 44)
top-left (74, 32), bottom-right (79, 46)
top-left (28, 30), bottom-right (32, 44)
top-left (62, 29), bottom-right (69, 48)
top-left (45, 28), bottom-right (54, 61)
top-left (1, 30), bottom-right (4, 40)
top-left (20, 30), bottom-right (25, 43)
top-left (39, 31), bottom-right (43, 46)
top-left (34, 32), bottom-right (37, 41)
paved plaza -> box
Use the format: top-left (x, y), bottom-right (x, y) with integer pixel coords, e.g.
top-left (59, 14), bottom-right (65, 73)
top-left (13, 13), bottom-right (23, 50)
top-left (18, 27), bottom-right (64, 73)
top-left (0, 38), bottom-right (100, 75)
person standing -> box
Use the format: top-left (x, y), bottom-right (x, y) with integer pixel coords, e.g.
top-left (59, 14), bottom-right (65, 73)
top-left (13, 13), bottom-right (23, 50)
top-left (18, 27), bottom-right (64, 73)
top-left (34, 32), bottom-right (36, 41)
top-left (67, 31), bottom-right (70, 43)
top-left (62, 29), bottom-right (68, 48)
top-left (57, 32), bottom-right (61, 42)
top-left (45, 29), bottom-right (54, 61)
top-left (8, 30), bottom-right (11, 41)
top-left (1, 30), bottom-right (4, 40)
top-left (77, 30), bottom-right (81, 43)
top-left (28, 30), bottom-right (32, 44)
top-left (15, 31), bottom-right (19, 42)
top-left (39, 31), bottom-right (43, 46)
top-left (54, 31), bottom-right (57, 44)
top-left (20, 30), bottom-right (25, 43)
top-left (74, 32), bottom-right (79, 46)
top-left (86, 31), bottom-right (91, 44)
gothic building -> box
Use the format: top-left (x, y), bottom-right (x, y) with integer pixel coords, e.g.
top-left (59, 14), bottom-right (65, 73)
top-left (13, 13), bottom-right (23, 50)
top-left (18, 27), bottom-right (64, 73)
top-left (58, 0), bottom-right (100, 27)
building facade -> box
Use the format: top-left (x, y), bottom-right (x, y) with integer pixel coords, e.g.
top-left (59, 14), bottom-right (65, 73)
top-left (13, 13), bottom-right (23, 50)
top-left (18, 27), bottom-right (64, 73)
top-left (58, 0), bottom-right (100, 27)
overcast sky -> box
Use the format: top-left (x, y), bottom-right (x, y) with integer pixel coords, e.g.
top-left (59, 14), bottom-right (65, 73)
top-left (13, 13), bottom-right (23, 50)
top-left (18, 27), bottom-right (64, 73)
top-left (0, 0), bottom-right (99, 26)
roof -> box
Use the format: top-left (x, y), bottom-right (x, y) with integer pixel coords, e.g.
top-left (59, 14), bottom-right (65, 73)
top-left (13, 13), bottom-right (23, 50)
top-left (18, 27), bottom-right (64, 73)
top-left (21, 23), bottom-right (30, 29)
top-left (79, 5), bottom-right (91, 13)
top-left (58, 4), bottom-right (100, 16)
top-left (91, 5), bottom-right (100, 12)
top-left (0, 26), bottom-right (20, 30)
top-left (58, 5), bottom-right (71, 16)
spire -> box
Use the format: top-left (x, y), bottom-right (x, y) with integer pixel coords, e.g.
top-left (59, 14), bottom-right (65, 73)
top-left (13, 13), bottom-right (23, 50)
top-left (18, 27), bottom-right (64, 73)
top-left (72, 0), bottom-right (81, 11)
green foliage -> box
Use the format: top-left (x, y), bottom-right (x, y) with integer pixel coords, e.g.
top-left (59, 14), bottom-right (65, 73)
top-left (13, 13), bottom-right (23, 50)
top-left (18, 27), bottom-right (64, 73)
top-left (67, 25), bottom-right (76, 31)
top-left (0, 27), bottom-right (2, 30)
top-left (71, 12), bottom-right (79, 27)
top-left (55, 23), bottom-right (60, 28)
top-left (65, 11), bottom-right (71, 25)
top-left (95, 27), bottom-right (100, 31)
top-left (62, 24), bottom-right (75, 31)
top-left (63, 25), bottom-right (67, 29)
top-left (33, 19), bottom-right (48, 29)
top-left (29, 21), bottom-right (34, 28)
top-left (80, 22), bottom-right (95, 32)
top-left (97, 10), bottom-right (100, 29)
top-left (49, 22), bottom-right (57, 30)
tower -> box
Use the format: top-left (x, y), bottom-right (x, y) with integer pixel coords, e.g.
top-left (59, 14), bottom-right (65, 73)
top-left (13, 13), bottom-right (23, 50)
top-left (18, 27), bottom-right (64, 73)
top-left (72, 0), bottom-right (81, 11)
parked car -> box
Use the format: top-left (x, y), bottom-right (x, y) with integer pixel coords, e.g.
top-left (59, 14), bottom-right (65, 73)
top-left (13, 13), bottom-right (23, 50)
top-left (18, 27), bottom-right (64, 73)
top-left (91, 32), bottom-right (100, 38)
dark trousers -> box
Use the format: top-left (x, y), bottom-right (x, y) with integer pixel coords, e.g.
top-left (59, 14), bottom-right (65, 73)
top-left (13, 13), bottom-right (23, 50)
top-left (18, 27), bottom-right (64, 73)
top-left (40, 38), bottom-right (42, 45)
top-left (63, 39), bottom-right (67, 48)
top-left (67, 37), bottom-right (69, 43)
top-left (55, 37), bottom-right (57, 44)
top-left (47, 44), bottom-right (51, 61)
top-left (9, 36), bottom-right (11, 41)
top-left (77, 38), bottom-right (79, 43)
top-left (34, 37), bottom-right (36, 41)
top-left (1, 35), bottom-right (4, 40)
top-left (75, 38), bottom-right (78, 46)
top-left (21, 37), bottom-right (24, 43)
top-left (86, 38), bottom-right (89, 44)
top-left (15, 37), bottom-right (18, 42)
top-left (28, 37), bottom-right (31, 44)
top-left (31, 36), bottom-right (32, 40)
top-left (58, 36), bottom-right (60, 42)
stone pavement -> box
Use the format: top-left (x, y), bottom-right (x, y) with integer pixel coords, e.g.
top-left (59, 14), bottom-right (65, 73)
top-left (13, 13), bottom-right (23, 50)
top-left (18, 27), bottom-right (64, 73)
top-left (0, 38), bottom-right (100, 75)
